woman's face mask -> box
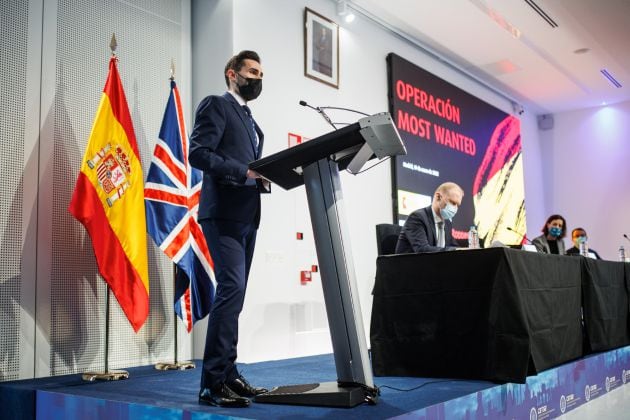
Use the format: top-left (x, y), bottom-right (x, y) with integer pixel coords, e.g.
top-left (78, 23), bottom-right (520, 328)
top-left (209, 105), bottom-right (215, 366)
top-left (549, 226), bottom-right (562, 238)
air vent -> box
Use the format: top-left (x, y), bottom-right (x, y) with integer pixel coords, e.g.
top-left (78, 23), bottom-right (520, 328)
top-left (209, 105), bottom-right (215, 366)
top-left (600, 69), bottom-right (622, 88)
top-left (524, 0), bottom-right (558, 28)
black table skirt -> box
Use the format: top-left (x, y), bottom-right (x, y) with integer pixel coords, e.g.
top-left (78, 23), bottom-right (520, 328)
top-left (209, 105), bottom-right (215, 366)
top-left (370, 248), bottom-right (592, 383)
top-left (581, 259), bottom-right (630, 352)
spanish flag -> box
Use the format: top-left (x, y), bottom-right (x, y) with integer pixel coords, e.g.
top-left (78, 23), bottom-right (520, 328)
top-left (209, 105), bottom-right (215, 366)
top-left (69, 56), bottom-right (149, 332)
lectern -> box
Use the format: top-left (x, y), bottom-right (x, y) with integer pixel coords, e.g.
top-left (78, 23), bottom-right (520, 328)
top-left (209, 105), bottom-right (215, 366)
top-left (250, 113), bottom-right (406, 407)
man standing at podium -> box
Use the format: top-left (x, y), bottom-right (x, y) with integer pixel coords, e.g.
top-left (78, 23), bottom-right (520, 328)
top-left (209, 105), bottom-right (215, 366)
top-left (189, 50), bottom-right (269, 408)
top-left (395, 182), bottom-right (464, 253)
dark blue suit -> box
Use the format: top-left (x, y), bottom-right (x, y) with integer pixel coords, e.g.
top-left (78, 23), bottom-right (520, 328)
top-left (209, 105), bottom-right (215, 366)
top-left (395, 206), bottom-right (457, 253)
top-left (189, 92), bottom-right (264, 389)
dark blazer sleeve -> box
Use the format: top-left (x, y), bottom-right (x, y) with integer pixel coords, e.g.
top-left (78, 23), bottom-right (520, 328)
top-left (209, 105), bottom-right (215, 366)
top-left (396, 207), bottom-right (456, 253)
top-left (188, 95), bottom-right (249, 183)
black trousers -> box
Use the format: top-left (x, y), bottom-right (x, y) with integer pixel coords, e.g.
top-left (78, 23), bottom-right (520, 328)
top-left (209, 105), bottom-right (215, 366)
top-left (199, 218), bottom-right (257, 388)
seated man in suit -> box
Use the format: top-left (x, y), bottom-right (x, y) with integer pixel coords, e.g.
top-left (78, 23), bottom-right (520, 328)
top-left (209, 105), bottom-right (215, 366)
top-left (395, 182), bottom-right (464, 253)
top-left (566, 227), bottom-right (602, 259)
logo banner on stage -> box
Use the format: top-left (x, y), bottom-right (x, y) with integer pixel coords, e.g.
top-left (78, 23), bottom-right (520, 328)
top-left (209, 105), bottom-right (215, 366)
top-left (69, 56), bottom-right (149, 332)
top-left (144, 80), bottom-right (215, 332)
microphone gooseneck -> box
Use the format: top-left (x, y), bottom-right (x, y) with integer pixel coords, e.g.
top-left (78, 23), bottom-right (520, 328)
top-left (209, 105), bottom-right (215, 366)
top-left (624, 234), bottom-right (630, 243)
top-left (299, 99), bottom-right (337, 130)
top-left (319, 105), bottom-right (370, 117)
top-left (507, 226), bottom-right (532, 244)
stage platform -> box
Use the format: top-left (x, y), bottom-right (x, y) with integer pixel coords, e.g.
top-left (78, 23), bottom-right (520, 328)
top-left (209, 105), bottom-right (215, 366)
top-left (2, 346), bottom-right (629, 419)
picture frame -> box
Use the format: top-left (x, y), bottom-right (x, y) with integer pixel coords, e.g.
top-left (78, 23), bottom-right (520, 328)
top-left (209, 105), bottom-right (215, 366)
top-left (304, 7), bottom-right (339, 89)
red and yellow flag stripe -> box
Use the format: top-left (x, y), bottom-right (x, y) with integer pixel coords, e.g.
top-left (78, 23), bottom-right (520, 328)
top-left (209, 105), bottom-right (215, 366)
top-left (69, 57), bottom-right (149, 332)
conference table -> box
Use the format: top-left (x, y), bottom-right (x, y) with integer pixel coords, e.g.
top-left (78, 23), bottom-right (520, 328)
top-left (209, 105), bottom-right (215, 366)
top-left (370, 248), bottom-right (630, 383)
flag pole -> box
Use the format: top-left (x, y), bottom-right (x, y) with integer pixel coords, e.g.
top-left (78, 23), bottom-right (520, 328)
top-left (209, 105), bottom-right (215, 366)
top-left (82, 285), bottom-right (130, 381)
top-left (174, 264), bottom-right (178, 365)
top-left (154, 60), bottom-right (195, 371)
top-left (154, 264), bottom-right (195, 370)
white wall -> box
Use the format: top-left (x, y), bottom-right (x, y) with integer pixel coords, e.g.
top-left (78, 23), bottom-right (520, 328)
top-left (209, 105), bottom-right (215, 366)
top-left (521, 113), bottom-right (547, 237)
top-left (538, 101), bottom-right (630, 260)
top-left (191, 0), bottom-right (545, 363)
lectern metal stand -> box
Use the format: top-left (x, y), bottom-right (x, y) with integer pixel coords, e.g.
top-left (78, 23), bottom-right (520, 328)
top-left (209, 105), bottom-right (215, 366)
top-left (251, 113), bottom-right (405, 407)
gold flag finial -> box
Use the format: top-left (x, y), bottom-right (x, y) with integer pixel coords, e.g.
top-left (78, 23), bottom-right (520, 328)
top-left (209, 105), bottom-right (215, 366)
top-left (110, 33), bottom-right (118, 56)
top-left (170, 58), bottom-right (175, 80)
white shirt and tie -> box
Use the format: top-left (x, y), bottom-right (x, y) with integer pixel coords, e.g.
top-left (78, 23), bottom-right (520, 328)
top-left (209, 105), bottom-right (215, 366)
top-left (228, 91), bottom-right (259, 187)
top-left (241, 104), bottom-right (259, 149)
top-left (432, 208), bottom-right (445, 247)
top-left (227, 90), bottom-right (259, 149)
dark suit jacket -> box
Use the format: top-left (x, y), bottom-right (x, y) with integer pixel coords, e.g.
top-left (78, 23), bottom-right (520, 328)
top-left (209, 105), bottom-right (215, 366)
top-left (395, 206), bottom-right (457, 253)
top-left (189, 93), bottom-right (264, 227)
top-left (566, 246), bottom-right (602, 259)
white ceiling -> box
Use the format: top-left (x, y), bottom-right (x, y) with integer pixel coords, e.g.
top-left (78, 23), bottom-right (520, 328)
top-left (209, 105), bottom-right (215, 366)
top-left (351, 0), bottom-right (630, 115)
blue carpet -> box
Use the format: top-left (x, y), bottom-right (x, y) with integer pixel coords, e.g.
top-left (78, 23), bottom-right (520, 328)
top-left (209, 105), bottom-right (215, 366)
top-left (0, 353), bottom-right (494, 419)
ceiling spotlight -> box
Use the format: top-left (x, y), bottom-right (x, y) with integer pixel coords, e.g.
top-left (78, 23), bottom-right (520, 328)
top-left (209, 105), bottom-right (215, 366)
top-left (337, 0), bottom-right (355, 23)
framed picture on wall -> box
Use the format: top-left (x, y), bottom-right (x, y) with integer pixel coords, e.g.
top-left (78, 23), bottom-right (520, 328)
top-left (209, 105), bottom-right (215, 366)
top-left (304, 8), bottom-right (339, 89)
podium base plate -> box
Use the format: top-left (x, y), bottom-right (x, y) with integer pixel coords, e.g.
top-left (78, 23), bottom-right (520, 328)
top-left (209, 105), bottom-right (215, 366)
top-left (82, 370), bottom-right (129, 382)
top-left (154, 361), bottom-right (195, 370)
top-left (254, 381), bottom-right (367, 408)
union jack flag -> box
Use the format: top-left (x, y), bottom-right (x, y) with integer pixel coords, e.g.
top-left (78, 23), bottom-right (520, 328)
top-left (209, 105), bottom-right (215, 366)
top-left (145, 79), bottom-right (215, 332)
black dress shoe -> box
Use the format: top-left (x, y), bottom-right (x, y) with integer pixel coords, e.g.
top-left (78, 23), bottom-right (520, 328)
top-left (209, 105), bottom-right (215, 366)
top-left (198, 384), bottom-right (250, 407)
top-left (226, 375), bottom-right (269, 397)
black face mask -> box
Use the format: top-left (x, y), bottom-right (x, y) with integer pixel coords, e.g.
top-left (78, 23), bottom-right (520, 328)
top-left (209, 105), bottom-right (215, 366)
top-left (236, 73), bottom-right (262, 101)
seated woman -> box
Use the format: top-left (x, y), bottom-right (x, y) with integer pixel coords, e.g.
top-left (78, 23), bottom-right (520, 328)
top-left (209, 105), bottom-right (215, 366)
top-left (532, 214), bottom-right (567, 255)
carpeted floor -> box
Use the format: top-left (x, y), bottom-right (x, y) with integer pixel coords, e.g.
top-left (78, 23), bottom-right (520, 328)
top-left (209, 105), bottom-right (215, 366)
top-left (0, 353), bottom-right (495, 419)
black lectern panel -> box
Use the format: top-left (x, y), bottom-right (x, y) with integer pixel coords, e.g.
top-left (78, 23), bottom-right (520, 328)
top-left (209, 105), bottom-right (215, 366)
top-left (249, 122), bottom-right (365, 190)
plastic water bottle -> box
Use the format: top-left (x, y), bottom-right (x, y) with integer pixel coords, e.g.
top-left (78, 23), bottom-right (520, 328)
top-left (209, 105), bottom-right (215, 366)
top-left (468, 226), bottom-right (479, 249)
top-left (620, 245), bottom-right (627, 262)
top-left (579, 240), bottom-right (589, 257)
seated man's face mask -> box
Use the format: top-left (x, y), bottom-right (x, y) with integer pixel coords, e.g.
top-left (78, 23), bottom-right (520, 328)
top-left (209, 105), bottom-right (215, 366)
top-left (439, 194), bottom-right (458, 221)
top-left (573, 235), bottom-right (587, 246)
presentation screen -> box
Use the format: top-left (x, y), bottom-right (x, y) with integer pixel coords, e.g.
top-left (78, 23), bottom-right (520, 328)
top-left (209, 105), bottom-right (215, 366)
top-left (387, 53), bottom-right (526, 246)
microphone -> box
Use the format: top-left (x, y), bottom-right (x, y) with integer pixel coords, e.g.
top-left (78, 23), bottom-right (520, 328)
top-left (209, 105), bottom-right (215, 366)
top-left (624, 234), bottom-right (630, 243)
top-left (299, 100), bottom-right (337, 131)
top-left (507, 226), bottom-right (532, 244)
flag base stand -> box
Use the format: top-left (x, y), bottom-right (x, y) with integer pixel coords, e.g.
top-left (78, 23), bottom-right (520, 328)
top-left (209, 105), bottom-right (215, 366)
top-left (154, 361), bottom-right (195, 370)
top-left (81, 287), bottom-right (130, 382)
top-left (82, 370), bottom-right (129, 382)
